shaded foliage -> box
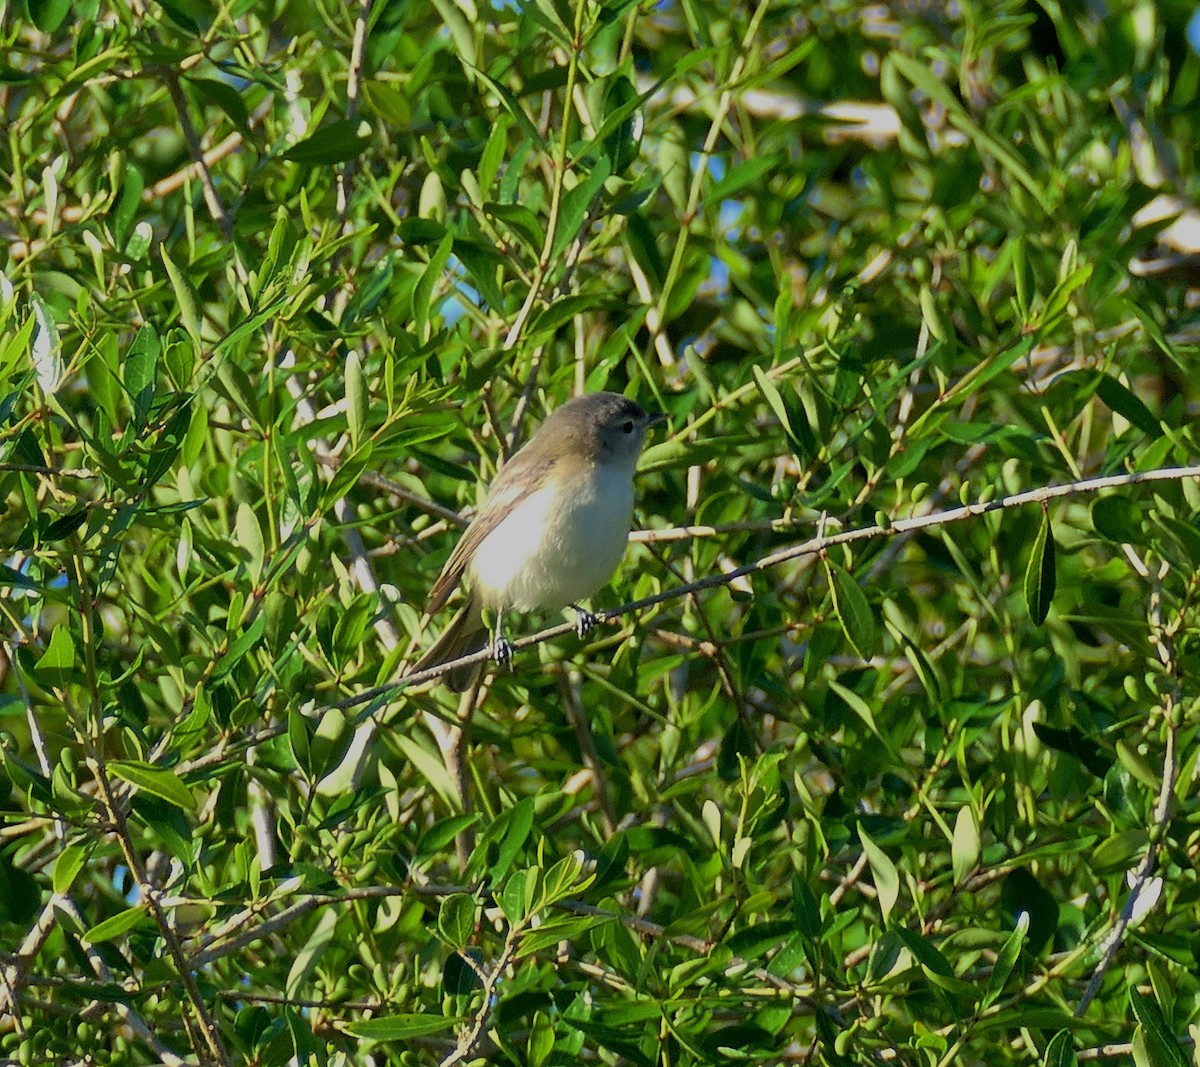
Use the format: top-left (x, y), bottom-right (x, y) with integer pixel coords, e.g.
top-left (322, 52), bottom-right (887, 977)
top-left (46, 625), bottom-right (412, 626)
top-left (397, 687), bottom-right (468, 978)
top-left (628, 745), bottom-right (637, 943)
top-left (2, 0), bottom-right (1200, 1064)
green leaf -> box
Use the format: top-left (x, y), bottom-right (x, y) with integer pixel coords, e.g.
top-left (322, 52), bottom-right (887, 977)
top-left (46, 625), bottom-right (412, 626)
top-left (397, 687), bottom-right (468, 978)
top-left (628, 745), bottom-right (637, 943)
top-left (344, 1014), bottom-right (462, 1040)
top-left (981, 912), bottom-right (1027, 1008)
top-left (160, 245), bottom-right (202, 350)
top-left (34, 625), bottom-right (76, 689)
top-left (708, 154), bottom-right (779, 203)
top-left (288, 707), bottom-right (312, 776)
top-left (1024, 508), bottom-right (1057, 625)
top-left (488, 796), bottom-right (535, 883)
top-left (283, 118), bottom-right (372, 164)
top-left (235, 502), bottom-right (265, 587)
top-left (437, 893), bottom-right (477, 950)
top-left (31, 0), bottom-right (72, 33)
top-left (345, 349), bottom-right (366, 450)
top-left (552, 155), bottom-right (611, 260)
top-left (951, 805), bottom-right (979, 885)
top-left (418, 815), bottom-right (481, 856)
top-left (601, 73), bottom-right (643, 174)
top-left (29, 291), bottom-right (63, 394)
top-left (286, 907), bottom-right (338, 998)
top-left (528, 1009), bottom-right (555, 1067)
top-left (53, 843), bottom-right (89, 895)
top-left (1129, 988), bottom-right (1188, 1067)
top-left (1092, 496), bottom-right (1143, 543)
top-left (43, 508), bottom-right (89, 542)
top-left (892, 925), bottom-right (956, 980)
top-left (412, 233), bottom-right (453, 341)
top-left (753, 366), bottom-right (811, 458)
top-left (211, 613), bottom-right (266, 681)
top-left (362, 80), bottom-right (412, 126)
top-left (393, 732), bottom-right (460, 809)
top-left (85, 904), bottom-right (150, 943)
top-left (824, 557), bottom-right (879, 658)
top-left (484, 202), bottom-right (544, 253)
top-left (528, 293), bottom-right (610, 338)
top-left (887, 53), bottom-right (1051, 214)
top-left (107, 760), bottom-right (196, 812)
top-left (321, 443), bottom-right (373, 509)
top-left (1042, 1030), bottom-right (1077, 1067)
top-left (858, 825), bottom-right (899, 923)
top-left (124, 324), bottom-right (160, 426)
top-left (1095, 373), bottom-right (1161, 437)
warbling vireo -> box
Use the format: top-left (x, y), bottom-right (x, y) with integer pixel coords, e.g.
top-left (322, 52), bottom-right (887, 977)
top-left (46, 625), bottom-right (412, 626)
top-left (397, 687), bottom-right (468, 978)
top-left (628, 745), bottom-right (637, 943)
top-left (409, 391), bottom-right (665, 690)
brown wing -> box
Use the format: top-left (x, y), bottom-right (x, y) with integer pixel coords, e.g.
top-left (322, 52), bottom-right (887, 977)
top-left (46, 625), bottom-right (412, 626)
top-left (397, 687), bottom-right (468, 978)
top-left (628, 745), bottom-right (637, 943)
top-left (424, 454), bottom-right (553, 614)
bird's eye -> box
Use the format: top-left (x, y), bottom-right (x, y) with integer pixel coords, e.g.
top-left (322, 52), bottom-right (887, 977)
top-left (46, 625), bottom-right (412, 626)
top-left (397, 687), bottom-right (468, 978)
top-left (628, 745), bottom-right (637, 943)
top-left (622, 420), bottom-right (634, 434)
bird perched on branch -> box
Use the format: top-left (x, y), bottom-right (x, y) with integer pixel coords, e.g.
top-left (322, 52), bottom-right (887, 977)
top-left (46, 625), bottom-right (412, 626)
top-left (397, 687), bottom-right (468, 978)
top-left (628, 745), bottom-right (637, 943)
top-left (409, 391), bottom-right (665, 690)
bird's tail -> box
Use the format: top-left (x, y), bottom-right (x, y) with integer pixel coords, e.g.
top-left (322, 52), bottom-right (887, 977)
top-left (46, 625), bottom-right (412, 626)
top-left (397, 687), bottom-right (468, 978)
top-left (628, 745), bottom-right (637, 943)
top-left (407, 601), bottom-right (488, 692)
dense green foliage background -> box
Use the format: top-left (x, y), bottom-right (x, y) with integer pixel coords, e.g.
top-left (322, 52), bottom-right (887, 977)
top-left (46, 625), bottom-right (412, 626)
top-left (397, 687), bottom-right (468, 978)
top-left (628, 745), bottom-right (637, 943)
top-left (3, 0), bottom-right (1200, 1063)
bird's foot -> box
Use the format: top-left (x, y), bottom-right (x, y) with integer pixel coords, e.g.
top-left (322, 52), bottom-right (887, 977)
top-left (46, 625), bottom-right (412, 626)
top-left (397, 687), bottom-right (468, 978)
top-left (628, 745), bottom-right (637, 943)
top-left (571, 605), bottom-right (599, 639)
top-left (491, 635), bottom-right (514, 669)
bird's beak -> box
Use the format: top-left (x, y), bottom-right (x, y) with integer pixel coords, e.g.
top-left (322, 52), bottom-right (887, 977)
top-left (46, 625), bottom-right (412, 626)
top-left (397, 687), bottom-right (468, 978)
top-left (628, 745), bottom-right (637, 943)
top-left (646, 411), bottom-right (668, 430)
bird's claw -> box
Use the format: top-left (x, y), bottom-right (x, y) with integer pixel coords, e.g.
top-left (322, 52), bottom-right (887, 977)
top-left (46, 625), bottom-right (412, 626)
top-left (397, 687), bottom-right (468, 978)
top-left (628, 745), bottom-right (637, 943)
top-left (491, 636), bottom-right (514, 669)
top-left (572, 607), bottom-right (598, 639)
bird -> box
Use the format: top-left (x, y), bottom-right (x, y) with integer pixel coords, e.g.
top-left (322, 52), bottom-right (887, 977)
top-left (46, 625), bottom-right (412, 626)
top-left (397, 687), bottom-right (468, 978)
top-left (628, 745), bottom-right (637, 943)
top-left (408, 391), bottom-right (665, 690)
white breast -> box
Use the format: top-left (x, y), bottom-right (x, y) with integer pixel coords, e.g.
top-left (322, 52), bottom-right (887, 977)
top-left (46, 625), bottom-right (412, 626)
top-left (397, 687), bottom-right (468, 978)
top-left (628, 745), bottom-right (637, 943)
top-left (468, 462), bottom-right (635, 613)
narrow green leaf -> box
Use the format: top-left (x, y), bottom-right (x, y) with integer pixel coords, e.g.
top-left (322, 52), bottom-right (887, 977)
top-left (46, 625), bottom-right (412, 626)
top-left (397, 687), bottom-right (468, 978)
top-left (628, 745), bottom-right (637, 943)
top-left (490, 797), bottom-right (535, 883)
top-left (951, 805), bottom-right (980, 885)
top-left (85, 903), bottom-right (150, 943)
top-left (283, 118), bottom-right (371, 164)
top-left (236, 502), bottom-right (265, 586)
top-left (124, 323), bottom-right (160, 426)
top-left (107, 760), bottom-right (196, 812)
top-left (1129, 988), bottom-right (1188, 1067)
top-left (1042, 1030), bottom-right (1077, 1067)
top-left (34, 626), bottom-right (76, 689)
top-left (345, 350), bottom-right (366, 450)
top-left (143, 401), bottom-right (191, 489)
top-left (344, 1014), bottom-right (462, 1040)
top-left (708, 154), bottom-right (779, 203)
top-left (982, 912), bottom-right (1027, 1008)
top-left (528, 293), bottom-right (608, 338)
top-left (393, 732), bottom-right (460, 809)
top-left (965, 335), bottom-right (1036, 396)
top-left (53, 843), bottom-right (89, 895)
top-left (824, 557), bottom-right (879, 658)
top-left (286, 907), bottom-right (337, 998)
top-left (552, 155), bottom-right (611, 260)
top-left (600, 73), bottom-right (642, 174)
top-left (29, 292), bottom-right (63, 394)
top-left (288, 707), bottom-right (312, 776)
top-left (528, 1009), bottom-right (554, 1067)
top-left (753, 366), bottom-right (797, 450)
top-left (858, 825), bottom-right (899, 923)
top-left (892, 925), bottom-right (956, 979)
top-left (43, 508), bottom-right (89, 542)
top-left (211, 613), bottom-right (266, 681)
top-left (1024, 508), bottom-right (1056, 625)
top-left (499, 867), bottom-right (534, 924)
top-left (160, 245), bottom-right (202, 349)
top-left (1095, 373), bottom-right (1161, 437)
top-left (888, 53), bottom-right (1051, 213)
top-left (412, 233), bottom-right (453, 341)
top-left (418, 815), bottom-right (481, 856)
top-left (321, 443), bottom-right (373, 509)
top-left (484, 202), bottom-right (544, 253)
